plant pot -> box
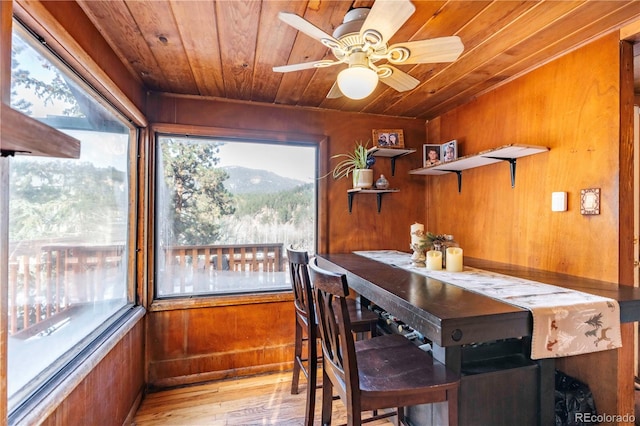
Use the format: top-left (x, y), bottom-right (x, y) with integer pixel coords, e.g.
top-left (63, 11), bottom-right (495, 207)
top-left (352, 169), bottom-right (373, 189)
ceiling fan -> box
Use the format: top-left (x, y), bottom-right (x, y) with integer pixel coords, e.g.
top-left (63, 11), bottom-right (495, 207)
top-left (272, 0), bottom-right (464, 100)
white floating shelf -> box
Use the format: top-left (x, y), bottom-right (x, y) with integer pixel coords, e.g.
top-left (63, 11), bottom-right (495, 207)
top-left (409, 144), bottom-right (549, 191)
top-left (368, 146), bottom-right (416, 176)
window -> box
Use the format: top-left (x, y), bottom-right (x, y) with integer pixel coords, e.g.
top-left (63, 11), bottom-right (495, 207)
top-left (154, 135), bottom-right (317, 297)
top-left (7, 24), bottom-right (134, 412)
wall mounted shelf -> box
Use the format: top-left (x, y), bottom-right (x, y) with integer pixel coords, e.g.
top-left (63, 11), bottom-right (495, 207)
top-left (369, 146), bottom-right (416, 176)
top-left (409, 144), bottom-right (549, 192)
top-left (347, 188), bottom-right (399, 213)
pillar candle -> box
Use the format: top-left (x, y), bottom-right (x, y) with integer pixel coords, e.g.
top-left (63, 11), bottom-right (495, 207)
top-left (411, 223), bottom-right (424, 245)
top-left (426, 250), bottom-right (442, 270)
top-left (446, 247), bottom-right (463, 272)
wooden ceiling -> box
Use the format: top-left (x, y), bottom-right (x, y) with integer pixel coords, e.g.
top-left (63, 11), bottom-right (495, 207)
top-left (75, 1), bottom-right (640, 120)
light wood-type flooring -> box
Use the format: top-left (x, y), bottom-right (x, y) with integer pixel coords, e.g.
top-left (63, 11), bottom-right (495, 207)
top-left (132, 371), bottom-right (396, 425)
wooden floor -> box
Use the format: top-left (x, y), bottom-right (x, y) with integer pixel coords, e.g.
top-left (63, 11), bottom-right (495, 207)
top-left (132, 371), bottom-right (396, 425)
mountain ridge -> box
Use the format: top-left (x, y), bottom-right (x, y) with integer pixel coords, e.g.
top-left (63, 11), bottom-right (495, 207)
top-left (222, 166), bottom-right (309, 194)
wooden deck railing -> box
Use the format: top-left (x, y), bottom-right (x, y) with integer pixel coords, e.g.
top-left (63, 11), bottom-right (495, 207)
top-left (163, 243), bottom-right (284, 273)
top-left (8, 242), bottom-right (125, 338)
top-left (8, 242), bottom-right (286, 336)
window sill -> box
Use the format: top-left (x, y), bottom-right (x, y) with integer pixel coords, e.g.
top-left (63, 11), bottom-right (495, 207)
top-left (149, 291), bottom-right (294, 312)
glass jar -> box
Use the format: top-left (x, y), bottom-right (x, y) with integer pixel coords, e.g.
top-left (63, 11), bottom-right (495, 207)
top-left (441, 235), bottom-right (459, 268)
top-left (432, 240), bottom-right (443, 268)
top-left (375, 174), bottom-right (389, 189)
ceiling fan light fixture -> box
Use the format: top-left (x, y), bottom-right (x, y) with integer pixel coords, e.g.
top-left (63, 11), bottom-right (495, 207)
top-left (337, 66), bottom-right (378, 100)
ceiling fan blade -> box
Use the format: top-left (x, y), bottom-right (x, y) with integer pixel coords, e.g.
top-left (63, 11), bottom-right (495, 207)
top-left (389, 36), bottom-right (464, 64)
top-left (326, 82), bottom-right (343, 99)
top-left (378, 65), bottom-right (420, 92)
top-left (278, 12), bottom-right (339, 45)
top-left (273, 60), bottom-right (339, 73)
top-left (360, 0), bottom-right (415, 45)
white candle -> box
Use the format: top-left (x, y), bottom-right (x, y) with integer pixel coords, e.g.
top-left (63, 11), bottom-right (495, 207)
top-left (411, 223), bottom-right (424, 245)
top-left (426, 250), bottom-right (442, 270)
top-left (446, 247), bottom-right (463, 272)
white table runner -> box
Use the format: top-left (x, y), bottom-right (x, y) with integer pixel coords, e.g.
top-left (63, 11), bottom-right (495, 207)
top-left (355, 250), bottom-right (622, 359)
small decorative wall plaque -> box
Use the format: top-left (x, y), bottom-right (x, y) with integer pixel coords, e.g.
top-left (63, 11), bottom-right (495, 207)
top-left (580, 188), bottom-right (600, 215)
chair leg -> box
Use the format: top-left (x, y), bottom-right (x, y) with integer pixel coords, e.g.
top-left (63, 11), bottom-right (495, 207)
top-left (321, 367), bottom-right (333, 426)
top-left (447, 388), bottom-right (458, 426)
top-left (396, 407), bottom-right (404, 426)
top-left (304, 335), bottom-right (318, 426)
top-left (291, 320), bottom-right (303, 395)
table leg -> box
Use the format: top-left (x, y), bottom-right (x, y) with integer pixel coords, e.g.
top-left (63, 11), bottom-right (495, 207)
top-left (536, 358), bottom-right (555, 426)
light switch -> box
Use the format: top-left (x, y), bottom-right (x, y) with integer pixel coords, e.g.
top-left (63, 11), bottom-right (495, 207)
top-left (552, 192), bottom-right (567, 212)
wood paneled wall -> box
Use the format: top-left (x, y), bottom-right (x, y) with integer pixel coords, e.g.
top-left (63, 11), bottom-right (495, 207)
top-left (426, 32), bottom-right (634, 422)
top-left (147, 298), bottom-right (294, 388)
top-left (39, 319), bottom-right (145, 425)
top-left (426, 33), bottom-right (623, 282)
top-left (145, 94), bottom-right (427, 386)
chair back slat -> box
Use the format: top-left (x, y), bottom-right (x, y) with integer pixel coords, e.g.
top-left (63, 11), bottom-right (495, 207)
top-left (309, 258), bottom-right (358, 400)
top-left (287, 246), bottom-right (313, 323)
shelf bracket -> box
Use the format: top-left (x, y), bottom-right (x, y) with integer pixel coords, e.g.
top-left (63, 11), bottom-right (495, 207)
top-left (439, 170), bottom-right (463, 192)
top-left (376, 192), bottom-right (383, 213)
top-left (390, 157), bottom-right (397, 176)
top-left (485, 157), bottom-right (517, 188)
top-left (1, 149), bottom-right (29, 157)
top-left (347, 191), bottom-right (392, 213)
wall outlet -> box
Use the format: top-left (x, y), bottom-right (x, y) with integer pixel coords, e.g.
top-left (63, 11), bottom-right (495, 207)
top-left (552, 192), bottom-right (567, 212)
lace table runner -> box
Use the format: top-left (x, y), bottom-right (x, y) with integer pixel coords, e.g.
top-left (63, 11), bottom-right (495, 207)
top-left (355, 250), bottom-right (622, 359)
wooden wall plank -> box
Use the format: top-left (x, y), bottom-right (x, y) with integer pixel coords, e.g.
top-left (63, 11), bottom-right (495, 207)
top-left (423, 2), bottom-right (640, 119)
top-left (124, 0), bottom-right (198, 95)
top-left (169, 0), bottom-right (223, 97)
top-left (426, 32), bottom-right (630, 420)
top-left (76, 0), bottom-right (164, 92)
top-left (215, 1), bottom-right (261, 100)
top-left (39, 320), bottom-right (145, 426)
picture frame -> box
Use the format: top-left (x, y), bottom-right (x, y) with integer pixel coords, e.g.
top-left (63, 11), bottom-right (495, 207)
top-left (441, 140), bottom-right (458, 163)
top-left (373, 129), bottom-right (404, 148)
top-left (423, 144), bottom-right (442, 167)
top-left (580, 188), bottom-right (600, 215)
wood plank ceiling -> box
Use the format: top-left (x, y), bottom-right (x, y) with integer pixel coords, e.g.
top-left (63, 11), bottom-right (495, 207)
top-left (75, 0), bottom-right (640, 120)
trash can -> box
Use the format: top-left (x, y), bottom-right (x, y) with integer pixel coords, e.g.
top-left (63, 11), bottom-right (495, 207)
top-left (555, 369), bottom-right (597, 426)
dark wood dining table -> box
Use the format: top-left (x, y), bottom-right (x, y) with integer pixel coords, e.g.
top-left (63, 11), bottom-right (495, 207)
top-left (316, 252), bottom-right (640, 426)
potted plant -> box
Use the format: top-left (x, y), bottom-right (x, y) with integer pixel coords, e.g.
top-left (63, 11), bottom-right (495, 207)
top-left (331, 140), bottom-right (376, 189)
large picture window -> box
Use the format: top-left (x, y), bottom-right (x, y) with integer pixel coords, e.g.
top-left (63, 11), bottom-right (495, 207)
top-left (7, 25), bottom-right (134, 412)
top-left (155, 135), bottom-right (317, 297)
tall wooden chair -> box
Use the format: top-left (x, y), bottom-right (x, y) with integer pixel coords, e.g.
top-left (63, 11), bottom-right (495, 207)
top-left (287, 246), bottom-right (379, 426)
top-left (309, 258), bottom-right (460, 426)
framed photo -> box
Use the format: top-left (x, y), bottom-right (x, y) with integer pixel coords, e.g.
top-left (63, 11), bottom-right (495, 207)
top-left (441, 140), bottom-right (458, 163)
top-left (423, 144), bottom-right (442, 167)
top-left (372, 129), bottom-right (404, 148)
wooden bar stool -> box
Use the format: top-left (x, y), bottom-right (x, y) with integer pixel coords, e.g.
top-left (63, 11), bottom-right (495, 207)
top-left (309, 258), bottom-right (460, 426)
top-left (287, 246), bottom-right (379, 426)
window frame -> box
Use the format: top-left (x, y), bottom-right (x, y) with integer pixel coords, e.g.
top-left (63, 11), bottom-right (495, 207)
top-left (148, 123), bottom-right (329, 306)
top-left (4, 19), bottom-right (142, 423)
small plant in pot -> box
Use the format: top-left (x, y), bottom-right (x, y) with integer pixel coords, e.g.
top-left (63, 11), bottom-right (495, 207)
top-left (331, 140), bottom-right (376, 189)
